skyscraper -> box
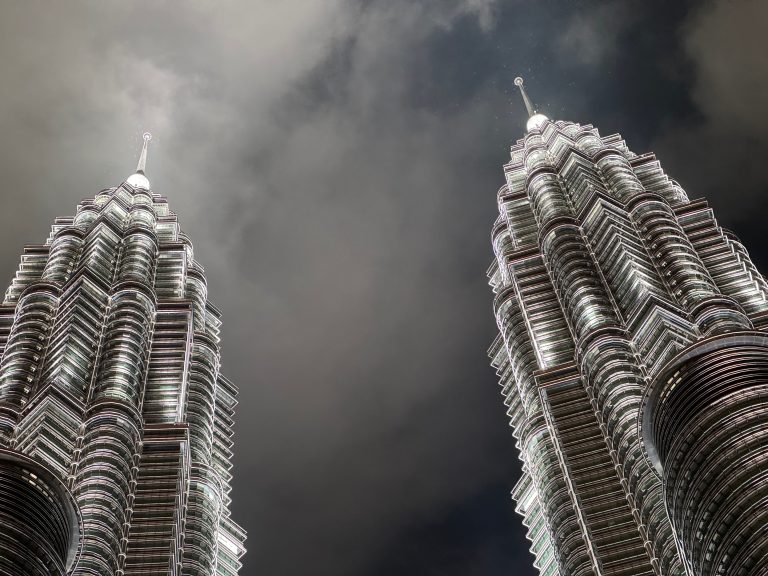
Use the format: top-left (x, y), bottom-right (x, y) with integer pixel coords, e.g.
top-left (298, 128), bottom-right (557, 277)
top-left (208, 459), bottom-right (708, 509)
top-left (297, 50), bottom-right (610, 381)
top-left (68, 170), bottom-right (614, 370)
top-left (0, 134), bottom-right (246, 576)
top-left (489, 79), bottom-right (768, 576)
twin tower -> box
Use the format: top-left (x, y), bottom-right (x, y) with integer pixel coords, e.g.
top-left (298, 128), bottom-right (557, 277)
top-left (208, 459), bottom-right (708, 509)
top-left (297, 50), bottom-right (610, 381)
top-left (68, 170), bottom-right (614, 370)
top-left (490, 80), bottom-right (768, 576)
top-left (0, 134), bottom-right (245, 576)
top-left (0, 78), bottom-right (766, 576)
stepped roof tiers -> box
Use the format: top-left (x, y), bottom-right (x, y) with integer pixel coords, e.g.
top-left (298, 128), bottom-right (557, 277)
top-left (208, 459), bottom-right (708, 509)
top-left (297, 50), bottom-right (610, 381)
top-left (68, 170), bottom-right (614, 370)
top-left (0, 133), bottom-right (246, 575)
top-left (488, 79), bottom-right (768, 576)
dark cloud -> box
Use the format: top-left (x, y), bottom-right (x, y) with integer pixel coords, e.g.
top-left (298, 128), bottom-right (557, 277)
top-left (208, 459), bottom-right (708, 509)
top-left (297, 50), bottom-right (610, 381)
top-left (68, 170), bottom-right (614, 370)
top-left (557, 3), bottom-right (636, 68)
top-left (653, 0), bottom-right (768, 270)
top-left (0, 1), bottom-right (764, 575)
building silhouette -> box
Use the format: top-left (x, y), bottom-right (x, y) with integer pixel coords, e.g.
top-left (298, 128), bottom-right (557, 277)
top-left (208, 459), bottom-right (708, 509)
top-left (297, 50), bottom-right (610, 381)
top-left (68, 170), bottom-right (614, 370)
top-left (0, 134), bottom-right (246, 575)
top-left (488, 79), bottom-right (768, 576)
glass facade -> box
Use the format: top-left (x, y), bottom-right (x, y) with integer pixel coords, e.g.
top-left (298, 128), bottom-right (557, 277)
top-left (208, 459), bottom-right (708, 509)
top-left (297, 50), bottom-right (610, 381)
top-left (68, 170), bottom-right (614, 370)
top-left (489, 83), bottom-right (768, 576)
top-left (0, 143), bottom-right (246, 575)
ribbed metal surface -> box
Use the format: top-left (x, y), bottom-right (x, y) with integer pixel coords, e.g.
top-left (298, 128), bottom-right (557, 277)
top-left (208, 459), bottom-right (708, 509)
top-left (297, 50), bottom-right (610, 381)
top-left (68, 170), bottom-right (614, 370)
top-left (0, 177), bottom-right (246, 574)
top-left (642, 334), bottom-right (768, 576)
top-left (489, 113), bottom-right (768, 575)
top-left (0, 448), bottom-right (81, 576)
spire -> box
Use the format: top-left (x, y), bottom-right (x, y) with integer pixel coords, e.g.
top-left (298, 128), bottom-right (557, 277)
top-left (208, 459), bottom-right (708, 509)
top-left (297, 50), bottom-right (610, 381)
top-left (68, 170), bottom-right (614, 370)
top-left (513, 76), bottom-right (549, 132)
top-left (136, 132), bottom-right (151, 174)
top-left (126, 132), bottom-right (152, 189)
top-left (514, 77), bottom-right (535, 117)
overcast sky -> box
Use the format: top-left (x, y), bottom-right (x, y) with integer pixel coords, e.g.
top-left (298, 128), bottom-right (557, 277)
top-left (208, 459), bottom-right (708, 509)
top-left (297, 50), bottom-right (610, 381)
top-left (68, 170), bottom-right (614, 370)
top-left (1, 1), bottom-right (767, 575)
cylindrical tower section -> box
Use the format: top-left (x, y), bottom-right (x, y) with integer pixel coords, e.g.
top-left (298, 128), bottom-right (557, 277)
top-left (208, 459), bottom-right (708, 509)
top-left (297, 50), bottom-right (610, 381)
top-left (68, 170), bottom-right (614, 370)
top-left (73, 280), bottom-right (155, 574)
top-left (41, 228), bottom-right (84, 286)
top-left (493, 289), bottom-right (541, 422)
top-left (186, 266), bottom-right (208, 332)
top-left (0, 449), bottom-right (81, 576)
top-left (91, 285), bottom-right (156, 405)
top-left (641, 332), bottom-right (768, 576)
top-left (72, 403), bottom-right (142, 575)
top-left (186, 332), bottom-right (220, 463)
top-left (73, 205), bottom-right (99, 231)
top-left (0, 283), bottom-right (59, 444)
top-left (117, 227), bottom-right (159, 286)
top-left (182, 463), bottom-right (223, 576)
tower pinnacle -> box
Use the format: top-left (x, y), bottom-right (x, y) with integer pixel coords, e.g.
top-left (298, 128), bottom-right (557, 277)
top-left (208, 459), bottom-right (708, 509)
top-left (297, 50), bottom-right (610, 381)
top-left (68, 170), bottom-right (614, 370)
top-left (514, 77), bottom-right (535, 117)
top-left (137, 132), bottom-right (151, 174)
top-left (126, 132), bottom-right (152, 189)
top-left (513, 76), bottom-right (549, 132)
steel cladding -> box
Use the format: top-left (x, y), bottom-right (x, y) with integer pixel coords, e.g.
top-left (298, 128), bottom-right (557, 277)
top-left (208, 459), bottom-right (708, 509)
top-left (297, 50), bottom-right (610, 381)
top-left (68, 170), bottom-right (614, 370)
top-left (489, 105), bottom-right (768, 575)
top-left (0, 164), bottom-right (246, 575)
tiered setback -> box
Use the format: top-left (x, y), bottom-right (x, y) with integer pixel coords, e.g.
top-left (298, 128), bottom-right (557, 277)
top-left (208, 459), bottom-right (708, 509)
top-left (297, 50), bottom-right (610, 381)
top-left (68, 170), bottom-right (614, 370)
top-left (0, 178), bottom-right (246, 574)
top-left (488, 118), bottom-right (768, 575)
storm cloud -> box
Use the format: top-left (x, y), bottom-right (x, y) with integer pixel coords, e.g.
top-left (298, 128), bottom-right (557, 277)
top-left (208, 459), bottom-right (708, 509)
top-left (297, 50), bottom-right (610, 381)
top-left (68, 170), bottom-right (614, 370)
top-left (0, 1), bottom-right (766, 575)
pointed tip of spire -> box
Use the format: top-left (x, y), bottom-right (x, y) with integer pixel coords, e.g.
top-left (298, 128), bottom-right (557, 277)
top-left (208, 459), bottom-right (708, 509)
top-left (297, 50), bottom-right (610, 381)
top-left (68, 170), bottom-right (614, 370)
top-left (513, 76), bottom-right (549, 132)
top-left (126, 132), bottom-right (152, 189)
